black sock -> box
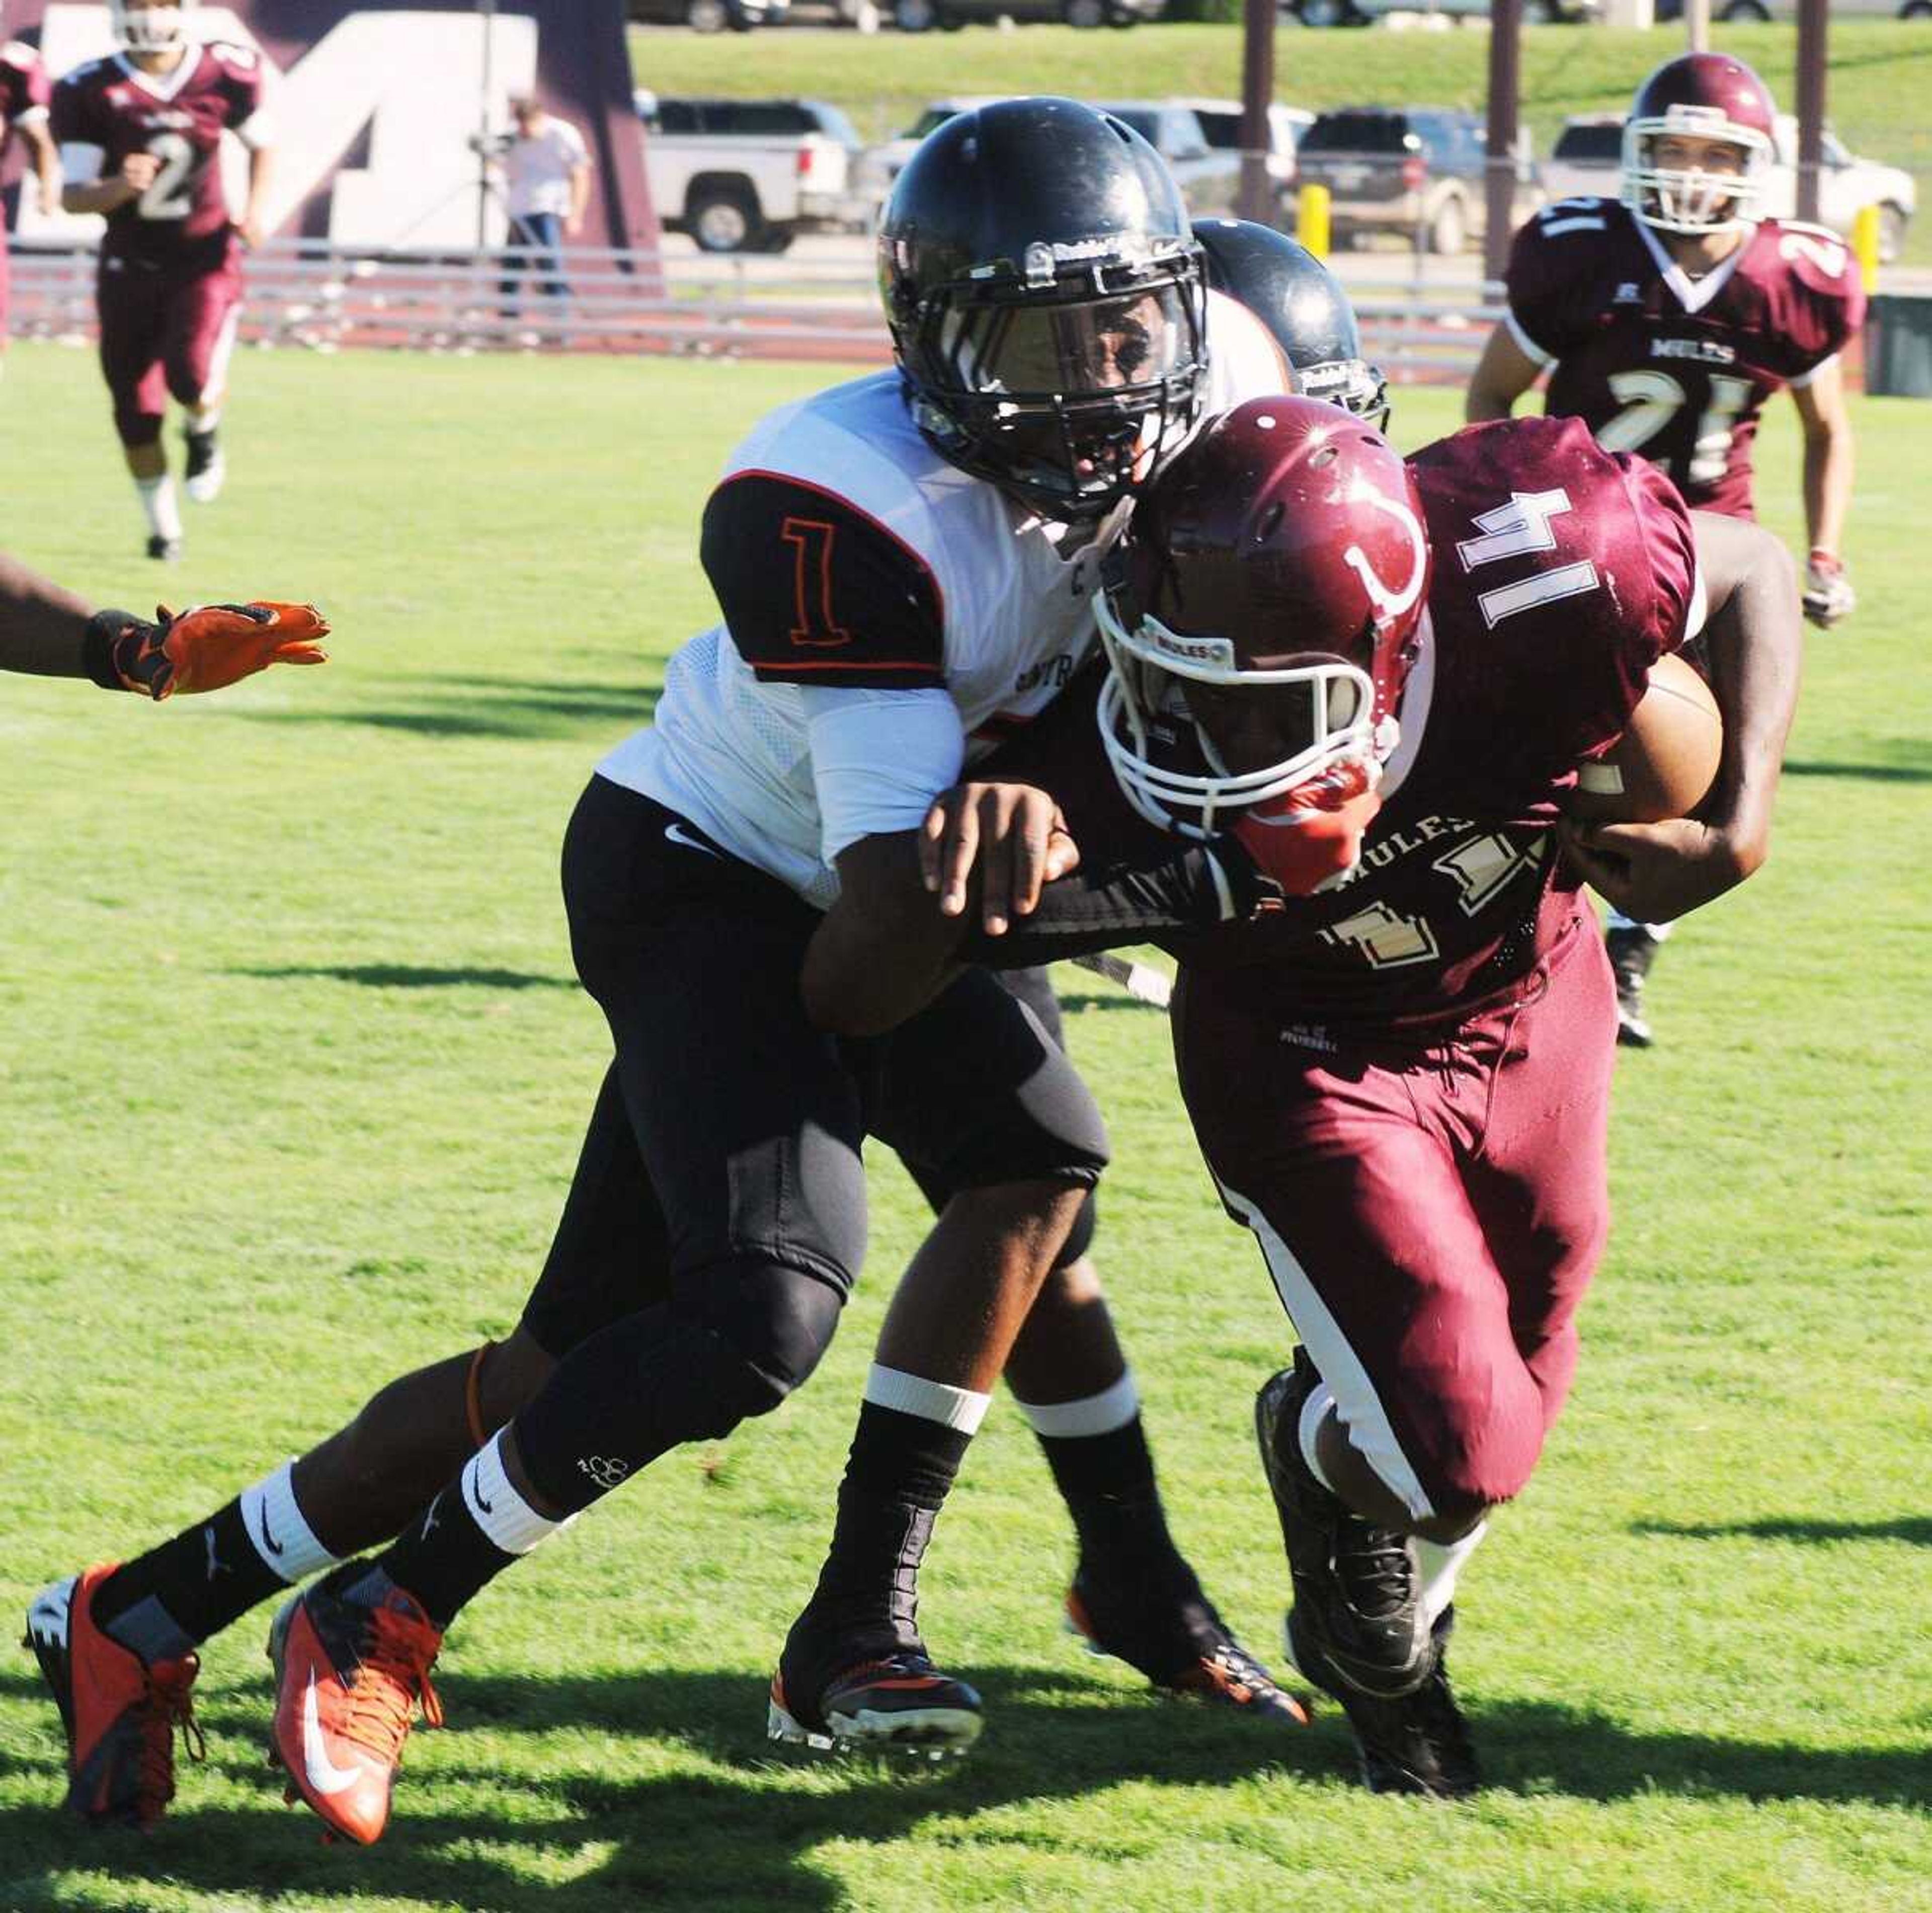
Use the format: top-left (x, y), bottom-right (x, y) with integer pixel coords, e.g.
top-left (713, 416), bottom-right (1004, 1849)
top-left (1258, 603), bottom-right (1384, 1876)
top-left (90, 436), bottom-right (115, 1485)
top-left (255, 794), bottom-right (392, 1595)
top-left (795, 1402), bottom-right (972, 1658)
top-left (93, 1499), bottom-right (288, 1658)
top-left (1035, 1415), bottom-right (1187, 1578)
top-left (372, 1484), bottom-right (517, 1633)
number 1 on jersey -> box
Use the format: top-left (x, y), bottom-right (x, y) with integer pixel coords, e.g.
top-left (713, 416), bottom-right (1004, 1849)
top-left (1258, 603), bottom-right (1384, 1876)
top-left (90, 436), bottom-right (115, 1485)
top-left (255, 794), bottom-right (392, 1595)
top-left (780, 517), bottom-right (852, 649)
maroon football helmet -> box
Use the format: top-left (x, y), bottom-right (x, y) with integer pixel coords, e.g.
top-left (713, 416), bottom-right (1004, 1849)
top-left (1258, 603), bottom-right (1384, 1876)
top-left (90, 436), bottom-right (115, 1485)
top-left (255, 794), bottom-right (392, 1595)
top-left (1095, 395), bottom-right (1430, 842)
top-left (1623, 53), bottom-right (1778, 235)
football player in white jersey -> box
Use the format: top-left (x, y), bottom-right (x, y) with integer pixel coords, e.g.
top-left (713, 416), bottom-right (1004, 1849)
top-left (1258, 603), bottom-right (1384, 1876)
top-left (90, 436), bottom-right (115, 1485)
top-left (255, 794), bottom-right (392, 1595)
top-left (26, 101), bottom-right (1308, 1843)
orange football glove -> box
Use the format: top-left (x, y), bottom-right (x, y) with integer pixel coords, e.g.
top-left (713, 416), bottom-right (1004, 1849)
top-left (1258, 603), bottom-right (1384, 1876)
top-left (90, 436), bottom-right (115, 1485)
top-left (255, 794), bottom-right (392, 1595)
top-left (110, 601), bottom-right (330, 700)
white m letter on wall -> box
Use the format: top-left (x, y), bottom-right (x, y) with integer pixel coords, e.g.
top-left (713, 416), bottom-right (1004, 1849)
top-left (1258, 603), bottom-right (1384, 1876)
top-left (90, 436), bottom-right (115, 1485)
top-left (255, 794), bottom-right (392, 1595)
top-left (28, 5), bottom-right (539, 248)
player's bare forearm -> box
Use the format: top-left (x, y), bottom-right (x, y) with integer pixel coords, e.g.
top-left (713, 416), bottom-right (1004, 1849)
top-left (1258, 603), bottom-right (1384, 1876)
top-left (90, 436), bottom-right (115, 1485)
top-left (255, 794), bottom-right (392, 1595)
top-left (1465, 324), bottom-right (1541, 423)
top-left (27, 123), bottom-right (61, 217)
top-left (1801, 415), bottom-right (1854, 560)
top-left (802, 830), bottom-right (965, 1036)
top-left (0, 550), bottom-right (92, 677)
top-left (63, 177), bottom-right (137, 215)
top-left (240, 144), bottom-right (275, 246)
top-left (1689, 509), bottom-right (1801, 866)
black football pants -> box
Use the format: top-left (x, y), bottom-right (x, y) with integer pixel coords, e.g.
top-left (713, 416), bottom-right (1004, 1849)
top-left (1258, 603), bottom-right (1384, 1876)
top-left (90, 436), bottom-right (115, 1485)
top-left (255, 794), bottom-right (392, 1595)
top-left (510, 775), bottom-right (1108, 1512)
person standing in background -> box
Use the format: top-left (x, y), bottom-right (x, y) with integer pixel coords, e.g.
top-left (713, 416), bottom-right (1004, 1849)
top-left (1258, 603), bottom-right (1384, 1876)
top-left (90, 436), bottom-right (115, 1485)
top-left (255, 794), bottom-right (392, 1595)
top-left (1, 8), bottom-right (63, 377)
top-left (497, 92), bottom-right (589, 321)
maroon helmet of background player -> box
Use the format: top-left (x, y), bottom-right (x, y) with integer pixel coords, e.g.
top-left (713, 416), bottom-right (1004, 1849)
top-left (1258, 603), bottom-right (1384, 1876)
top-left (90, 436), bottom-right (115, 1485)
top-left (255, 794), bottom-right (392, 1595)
top-left (1623, 53), bottom-right (1778, 235)
top-left (1095, 395), bottom-right (1429, 892)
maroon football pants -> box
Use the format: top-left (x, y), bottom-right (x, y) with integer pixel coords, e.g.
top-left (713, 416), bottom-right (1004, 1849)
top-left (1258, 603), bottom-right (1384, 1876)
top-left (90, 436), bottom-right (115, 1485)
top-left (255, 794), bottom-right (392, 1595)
top-left (95, 242), bottom-right (243, 448)
top-left (1175, 906), bottom-right (1615, 1530)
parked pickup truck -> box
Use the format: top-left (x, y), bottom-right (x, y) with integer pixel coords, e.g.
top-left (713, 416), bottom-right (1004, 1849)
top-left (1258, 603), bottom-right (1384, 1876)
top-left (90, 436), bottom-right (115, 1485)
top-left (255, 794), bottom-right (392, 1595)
top-left (634, 92), bottom-right (877, 254)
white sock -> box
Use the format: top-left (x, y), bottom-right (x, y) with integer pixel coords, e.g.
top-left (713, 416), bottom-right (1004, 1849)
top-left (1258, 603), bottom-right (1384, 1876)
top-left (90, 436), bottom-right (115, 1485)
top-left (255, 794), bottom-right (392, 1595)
top-left (1298, 1378), bottom-right (1339, 1493)
top-left (185, 404), bottom-right (222, 434)
top-left (1013, 1367), bottom-right (1139, 1439)
top-left (864, 1362), bottom-right (991, 1434)
top-left (462, 1429), bottom-right (569, 1554)
top-left (135, 474), bottom-right (183, 541)
top-left (1415, 1522), bottom-right (1487, 1631)
top-left (239, 1461), bottom-right (339, 1583)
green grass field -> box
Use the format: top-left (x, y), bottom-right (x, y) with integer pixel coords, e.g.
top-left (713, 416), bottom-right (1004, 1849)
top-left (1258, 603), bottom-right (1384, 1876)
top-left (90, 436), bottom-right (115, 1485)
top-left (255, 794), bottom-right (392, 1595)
top-left (628, 19), bottom-right (1932, 264)
top-left (0, 339), bottom-right (1927, 1913)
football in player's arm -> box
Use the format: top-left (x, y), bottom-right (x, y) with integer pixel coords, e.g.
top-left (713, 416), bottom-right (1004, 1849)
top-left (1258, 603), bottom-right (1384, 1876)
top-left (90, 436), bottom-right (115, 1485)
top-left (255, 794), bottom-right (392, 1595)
top-left (0, 547), bottom-right (327, 696)
top-left (1465, 53), bottom-right (1860, 635)
top-left (908, 401), bottom-right (1800, 1796)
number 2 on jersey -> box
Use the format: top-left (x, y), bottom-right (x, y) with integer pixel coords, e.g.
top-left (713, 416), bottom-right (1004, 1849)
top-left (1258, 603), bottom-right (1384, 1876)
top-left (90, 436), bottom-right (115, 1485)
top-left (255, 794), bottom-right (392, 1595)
top-left (138, 132), bottom-right (197, 221)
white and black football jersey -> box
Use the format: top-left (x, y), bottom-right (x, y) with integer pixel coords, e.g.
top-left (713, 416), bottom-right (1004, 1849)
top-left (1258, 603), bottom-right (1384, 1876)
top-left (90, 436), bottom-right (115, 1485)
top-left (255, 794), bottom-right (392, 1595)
top-left (599, 290), bottom-right (1294, 907)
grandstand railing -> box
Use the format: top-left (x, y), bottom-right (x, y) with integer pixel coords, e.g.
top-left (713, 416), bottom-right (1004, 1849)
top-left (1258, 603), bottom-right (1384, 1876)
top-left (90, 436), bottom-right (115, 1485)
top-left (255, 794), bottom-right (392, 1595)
top-left (4, 238), bottom-right (1503, 382)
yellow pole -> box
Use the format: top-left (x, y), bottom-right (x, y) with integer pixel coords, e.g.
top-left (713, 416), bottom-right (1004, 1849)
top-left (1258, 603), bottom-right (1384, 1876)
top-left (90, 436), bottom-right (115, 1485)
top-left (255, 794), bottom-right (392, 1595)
top-left (1852, 203), bottom-right (1881, 294)
top-left (1298, 182), bottom-right (1331, 262)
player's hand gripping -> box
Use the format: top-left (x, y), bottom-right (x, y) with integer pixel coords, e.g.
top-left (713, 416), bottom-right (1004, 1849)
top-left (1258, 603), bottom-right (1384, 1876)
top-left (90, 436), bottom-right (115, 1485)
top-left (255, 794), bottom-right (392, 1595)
top-left (98, 601), bottom-right (330, 700)
top-left (1802, 549), bottom-right (1855, 629)
top-left (921, 781), bottom-right (1080, 936)
top-left (1558, 815), bottom-right (1758, 925)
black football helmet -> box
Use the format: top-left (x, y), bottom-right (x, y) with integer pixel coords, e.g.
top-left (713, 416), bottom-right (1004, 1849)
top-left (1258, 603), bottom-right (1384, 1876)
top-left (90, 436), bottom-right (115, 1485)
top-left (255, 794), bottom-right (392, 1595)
top-left (878, 97), bottom-right (1209, 522)
top-left (1193, 218), bottom-right (1389, 434)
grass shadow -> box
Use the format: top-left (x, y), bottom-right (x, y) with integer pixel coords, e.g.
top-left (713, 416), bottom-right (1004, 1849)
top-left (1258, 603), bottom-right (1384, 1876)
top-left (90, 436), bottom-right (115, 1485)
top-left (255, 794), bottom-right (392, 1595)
top-left (233, 964), bottom-right (575, 992)
top-left (3, 1661), bottom-right (1924, 1911)
top-left (239, 679), bottom-right (662, 744)
top-left (1631, 1515), bottom-right (1932, 1546)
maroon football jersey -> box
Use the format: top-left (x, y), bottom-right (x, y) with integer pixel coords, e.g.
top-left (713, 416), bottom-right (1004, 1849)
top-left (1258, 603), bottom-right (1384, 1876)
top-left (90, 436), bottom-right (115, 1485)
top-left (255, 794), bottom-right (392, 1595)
top-left (50, 42), bottom-right (265, 264)
top-left (1171, 415), bottom-right (1700, 1026)
top-left (1505, 198), bottom-right (1864, 520)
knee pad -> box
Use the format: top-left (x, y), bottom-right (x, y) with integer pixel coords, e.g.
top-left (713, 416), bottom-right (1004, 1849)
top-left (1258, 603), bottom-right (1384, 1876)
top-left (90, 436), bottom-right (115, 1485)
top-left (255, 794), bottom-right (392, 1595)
top-left (117, 406), bottom-right (164, 449)
top-left (513, 1256), bottom-right (846, 1515)
top-left (684, 1256), bottom-right (846, 1417)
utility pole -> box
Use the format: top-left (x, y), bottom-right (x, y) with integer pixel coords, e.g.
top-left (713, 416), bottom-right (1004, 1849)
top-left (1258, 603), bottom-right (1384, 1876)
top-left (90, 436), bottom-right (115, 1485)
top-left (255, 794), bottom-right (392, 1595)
top-left (1483, 0), bottom-right (1521, 285)
top-left (1238, 0), bottom-right (1276, 227)
top-left (1795, 0), bottom-right (1827, 225)
top-left (1684, 0), bottom-right (1709, 51)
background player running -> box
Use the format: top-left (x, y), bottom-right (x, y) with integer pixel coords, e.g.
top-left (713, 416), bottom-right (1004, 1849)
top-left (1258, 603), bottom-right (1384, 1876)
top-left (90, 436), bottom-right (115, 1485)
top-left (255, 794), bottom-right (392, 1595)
top-left (1466, 52), bottom-right (1861, 1045)
top-left (51, 0), bottom-right (275, 560)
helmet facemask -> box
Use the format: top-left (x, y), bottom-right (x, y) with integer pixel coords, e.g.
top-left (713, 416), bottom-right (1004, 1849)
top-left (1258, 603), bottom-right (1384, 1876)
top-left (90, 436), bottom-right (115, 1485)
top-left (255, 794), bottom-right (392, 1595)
top-left (903, 248), bottom-right (1208, 522)
top-left (1094, 565), bottom-right (1388, 843)
top-left (114, 2), bottom-right (195, 52)
top-left (1622, 113), bottom-right (1768, 235)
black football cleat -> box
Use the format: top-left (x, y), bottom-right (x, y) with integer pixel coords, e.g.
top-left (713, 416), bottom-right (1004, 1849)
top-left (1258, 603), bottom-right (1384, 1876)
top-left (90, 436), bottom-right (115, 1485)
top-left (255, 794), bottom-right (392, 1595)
top-left (1255, 1351), bottom-right (1430, 1700)
top-left (1066, 1561), bottom-right (1308, 1727)
top-left (768, 1647), bottom-right (982, 1761)
top-left (145, 534), bottom-right (184, 564)
top-left (1606, 924), bottom-right (1660, 1049)
top-left (1291, 1605), bottom-right (1478, 1800)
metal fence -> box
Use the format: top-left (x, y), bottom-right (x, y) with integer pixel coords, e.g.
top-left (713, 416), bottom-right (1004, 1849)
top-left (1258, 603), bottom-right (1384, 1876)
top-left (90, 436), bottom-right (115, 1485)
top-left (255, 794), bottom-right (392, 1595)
top-left (3, 236), bottom-right (1505, 381)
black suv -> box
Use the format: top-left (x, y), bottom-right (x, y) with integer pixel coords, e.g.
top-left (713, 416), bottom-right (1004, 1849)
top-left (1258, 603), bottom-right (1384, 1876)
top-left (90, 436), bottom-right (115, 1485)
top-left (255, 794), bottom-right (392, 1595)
top-left (1295, 107), bottom-right (1539, 255)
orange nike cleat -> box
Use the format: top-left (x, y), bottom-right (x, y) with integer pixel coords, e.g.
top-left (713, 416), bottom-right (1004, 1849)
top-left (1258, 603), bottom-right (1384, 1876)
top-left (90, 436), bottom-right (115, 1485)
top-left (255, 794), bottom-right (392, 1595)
top-left (22, 1564), bottom-right (205, 1828)
top-left (267, 1568), bottom-right (444, 1846)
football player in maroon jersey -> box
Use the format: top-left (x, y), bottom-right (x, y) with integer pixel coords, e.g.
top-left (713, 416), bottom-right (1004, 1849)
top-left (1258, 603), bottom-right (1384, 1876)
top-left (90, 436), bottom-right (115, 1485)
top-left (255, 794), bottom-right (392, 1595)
top-left (51, 1), bottom-right (275, 560)
top-left (1, 7), bottom-right (61, 373)
top-left (1465, 52), bottom-right (1859, 1044)
top-left (911, 396), bottom-right (1802, 1793)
